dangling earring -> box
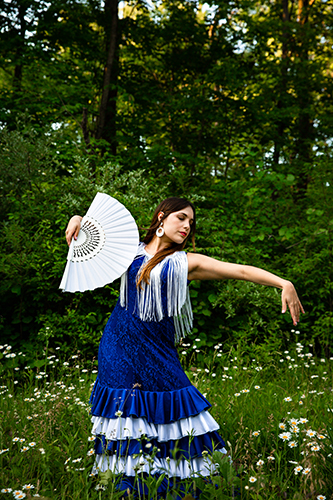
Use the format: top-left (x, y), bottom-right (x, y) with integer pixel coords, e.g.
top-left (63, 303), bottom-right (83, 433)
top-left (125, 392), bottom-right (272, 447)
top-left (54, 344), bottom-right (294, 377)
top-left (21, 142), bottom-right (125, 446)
top-left (156, 222), bottom-right (164, 237)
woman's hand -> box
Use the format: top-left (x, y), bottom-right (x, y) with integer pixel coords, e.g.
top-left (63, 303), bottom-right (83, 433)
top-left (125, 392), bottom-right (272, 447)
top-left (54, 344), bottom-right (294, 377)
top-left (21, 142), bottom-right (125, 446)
top-left (65, 215), bottom-right (82, 246)
top-left (281, 280), bottom-right (305, 326)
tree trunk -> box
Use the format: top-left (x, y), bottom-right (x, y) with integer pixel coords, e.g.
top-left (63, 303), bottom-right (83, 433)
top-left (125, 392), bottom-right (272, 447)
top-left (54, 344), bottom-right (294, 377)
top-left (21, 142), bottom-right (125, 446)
top-left (273, 0), bottom-right (290, 165)
top-left (95, 0), bottom-right (119, 155)
top-left (13, 2), bottom-right (27, 93)
top-left (295, 0), bottom-right (313, 196)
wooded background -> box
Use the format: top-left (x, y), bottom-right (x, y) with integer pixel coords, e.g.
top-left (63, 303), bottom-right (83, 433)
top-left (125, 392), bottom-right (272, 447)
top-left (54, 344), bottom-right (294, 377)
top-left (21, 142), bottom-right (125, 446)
top-left (1, 0), bottom-right (333, 358)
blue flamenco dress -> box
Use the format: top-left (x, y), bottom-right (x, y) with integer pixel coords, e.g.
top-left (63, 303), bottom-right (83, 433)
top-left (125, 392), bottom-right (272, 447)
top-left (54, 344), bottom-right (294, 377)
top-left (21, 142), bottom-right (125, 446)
top-left (89, 244), bottom-right (226, 496)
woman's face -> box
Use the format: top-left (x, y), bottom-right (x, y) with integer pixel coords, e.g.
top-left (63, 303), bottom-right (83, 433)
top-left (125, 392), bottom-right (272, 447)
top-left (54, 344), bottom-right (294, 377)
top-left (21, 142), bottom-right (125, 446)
top-left (159, 206), bottom-right (194, 245)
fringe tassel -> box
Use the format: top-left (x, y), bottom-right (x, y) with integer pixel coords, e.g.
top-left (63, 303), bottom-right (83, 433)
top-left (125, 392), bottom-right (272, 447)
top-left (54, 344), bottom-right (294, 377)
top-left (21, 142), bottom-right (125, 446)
top-left (174, 288), bottom-right (193, 344)
top-left (119, 244), bottom-right (192, 343)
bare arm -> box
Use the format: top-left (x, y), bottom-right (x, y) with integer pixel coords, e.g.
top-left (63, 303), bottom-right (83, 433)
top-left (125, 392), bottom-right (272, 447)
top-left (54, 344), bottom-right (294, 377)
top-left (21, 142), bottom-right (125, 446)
top-left (65, 215), bottom-right (82, 246)
top-left (187, 253), bottom-right (304, 325)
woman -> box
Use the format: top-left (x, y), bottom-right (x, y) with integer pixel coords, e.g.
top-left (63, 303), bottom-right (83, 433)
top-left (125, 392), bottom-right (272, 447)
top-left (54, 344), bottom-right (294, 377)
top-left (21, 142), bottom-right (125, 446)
top-left (65, 197), bottom-right (303, 497)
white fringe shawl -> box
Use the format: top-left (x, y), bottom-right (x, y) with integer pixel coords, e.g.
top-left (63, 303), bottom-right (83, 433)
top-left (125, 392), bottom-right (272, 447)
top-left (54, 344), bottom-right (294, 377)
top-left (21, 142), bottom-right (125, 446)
top-left (120, 243), bottom-right (193, 343)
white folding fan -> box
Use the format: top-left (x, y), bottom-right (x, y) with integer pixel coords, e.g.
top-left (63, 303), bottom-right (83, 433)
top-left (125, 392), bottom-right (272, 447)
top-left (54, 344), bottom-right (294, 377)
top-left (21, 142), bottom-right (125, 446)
top-left (59, 193), bottom-right (139, 293)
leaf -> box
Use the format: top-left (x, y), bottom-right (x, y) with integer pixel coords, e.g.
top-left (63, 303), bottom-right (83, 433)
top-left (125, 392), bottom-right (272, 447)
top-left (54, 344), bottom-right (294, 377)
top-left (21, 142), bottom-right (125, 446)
top-left (11, 284), bottom-right (21, 295)
top-left (30, 359), bottom-right (45, 368)
top-left (155, 474), bottom-right (166, 489)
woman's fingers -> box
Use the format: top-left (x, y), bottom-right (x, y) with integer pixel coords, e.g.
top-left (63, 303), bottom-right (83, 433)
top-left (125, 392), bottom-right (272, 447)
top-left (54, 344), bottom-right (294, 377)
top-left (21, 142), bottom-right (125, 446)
top-left (65, 228), bottom-right (73, 246)
top-left (282, 284), bottom-right (304, 325)
top-left (282, 295), bottom-right (287, 314)
top-left (65, 217), bottom-right (82, 246)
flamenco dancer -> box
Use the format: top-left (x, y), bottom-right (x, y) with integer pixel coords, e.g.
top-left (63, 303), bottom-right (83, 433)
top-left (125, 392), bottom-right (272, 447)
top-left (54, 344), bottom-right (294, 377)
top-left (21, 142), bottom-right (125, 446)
top-left (65, 197), bottom-right (304, 497)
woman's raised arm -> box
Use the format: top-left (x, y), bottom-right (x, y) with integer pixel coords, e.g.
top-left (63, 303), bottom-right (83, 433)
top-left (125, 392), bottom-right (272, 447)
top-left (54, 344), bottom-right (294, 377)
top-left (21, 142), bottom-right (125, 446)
top-left (65, 215), bottom-right (82, 246)
top-left (187, 252), bottom-right (304, 326)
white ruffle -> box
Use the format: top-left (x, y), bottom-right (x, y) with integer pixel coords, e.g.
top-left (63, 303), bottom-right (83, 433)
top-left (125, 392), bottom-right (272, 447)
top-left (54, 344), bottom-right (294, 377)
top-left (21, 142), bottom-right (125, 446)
top-left (91, 410), bottom-right (220, 442)
top-left (92, 449), bottom-right (227, 479)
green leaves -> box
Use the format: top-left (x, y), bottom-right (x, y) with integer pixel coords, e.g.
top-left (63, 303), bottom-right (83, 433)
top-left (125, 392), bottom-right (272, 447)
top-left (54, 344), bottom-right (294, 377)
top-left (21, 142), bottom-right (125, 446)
top-left (0, 0), bottom-right (332, 356)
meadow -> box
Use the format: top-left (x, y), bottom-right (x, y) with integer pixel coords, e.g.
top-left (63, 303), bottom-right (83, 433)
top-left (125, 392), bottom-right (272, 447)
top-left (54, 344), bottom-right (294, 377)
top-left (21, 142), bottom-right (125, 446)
top-left (0, 330), bottom-right (332, 500)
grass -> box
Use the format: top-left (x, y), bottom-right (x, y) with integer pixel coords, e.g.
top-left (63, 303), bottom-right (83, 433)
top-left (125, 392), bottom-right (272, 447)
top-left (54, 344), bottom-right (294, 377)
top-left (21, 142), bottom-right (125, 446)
top-left (0, 332), bottom-right (332, 500)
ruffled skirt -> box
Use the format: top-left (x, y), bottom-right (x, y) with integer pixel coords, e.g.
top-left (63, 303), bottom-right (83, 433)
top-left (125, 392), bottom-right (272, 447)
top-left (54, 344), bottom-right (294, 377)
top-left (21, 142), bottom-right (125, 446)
top-left (90, 379), bottom-right (227, 498)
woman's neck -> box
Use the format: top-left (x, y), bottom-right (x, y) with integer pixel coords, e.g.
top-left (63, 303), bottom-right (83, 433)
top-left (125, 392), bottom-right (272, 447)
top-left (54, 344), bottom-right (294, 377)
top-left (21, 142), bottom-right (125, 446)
top-left (144, 236), bottom-right (171, 256)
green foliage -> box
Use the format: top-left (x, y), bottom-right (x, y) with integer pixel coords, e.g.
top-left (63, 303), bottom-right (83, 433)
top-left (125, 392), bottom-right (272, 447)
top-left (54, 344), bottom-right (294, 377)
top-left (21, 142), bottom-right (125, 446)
top-left (0, 120), bottom-right (166, 355)
top-left (2, 117), bottom-right (333, 355)
top-left (1, 0), bottom-right (333, 355)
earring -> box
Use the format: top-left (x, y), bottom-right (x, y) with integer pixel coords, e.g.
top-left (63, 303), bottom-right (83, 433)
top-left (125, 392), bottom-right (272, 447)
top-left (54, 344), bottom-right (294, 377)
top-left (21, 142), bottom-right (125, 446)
top-left (156, 222), bottom-right (164, 237)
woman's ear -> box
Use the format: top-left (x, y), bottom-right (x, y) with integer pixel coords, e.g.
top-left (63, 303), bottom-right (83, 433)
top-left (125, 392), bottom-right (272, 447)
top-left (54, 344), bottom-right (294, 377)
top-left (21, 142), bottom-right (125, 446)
top-left (158, 212), bottom-right (164, 221)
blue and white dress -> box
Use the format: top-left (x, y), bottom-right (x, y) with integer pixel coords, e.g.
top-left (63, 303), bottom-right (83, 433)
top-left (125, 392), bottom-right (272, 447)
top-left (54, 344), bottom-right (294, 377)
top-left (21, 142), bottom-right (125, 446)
top-left (90, 244), bottom-right (226, 496)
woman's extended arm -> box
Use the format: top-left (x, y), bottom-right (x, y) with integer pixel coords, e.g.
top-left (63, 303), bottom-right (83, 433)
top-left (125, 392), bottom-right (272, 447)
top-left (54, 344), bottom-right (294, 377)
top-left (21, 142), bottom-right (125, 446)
top-left (65, 215), bottom-right (82, 246)
top-left (187, 253), bottom-right (304, 326)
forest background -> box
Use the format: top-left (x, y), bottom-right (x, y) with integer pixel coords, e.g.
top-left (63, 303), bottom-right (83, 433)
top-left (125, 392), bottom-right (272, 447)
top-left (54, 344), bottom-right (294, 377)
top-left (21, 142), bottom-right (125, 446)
top-left (1, 0), bottom-right (333, 360)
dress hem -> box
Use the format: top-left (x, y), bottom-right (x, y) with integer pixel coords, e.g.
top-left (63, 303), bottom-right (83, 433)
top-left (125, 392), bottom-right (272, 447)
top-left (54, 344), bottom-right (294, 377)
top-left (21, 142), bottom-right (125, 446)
top-left (90, 379), bottom-right (212, 424)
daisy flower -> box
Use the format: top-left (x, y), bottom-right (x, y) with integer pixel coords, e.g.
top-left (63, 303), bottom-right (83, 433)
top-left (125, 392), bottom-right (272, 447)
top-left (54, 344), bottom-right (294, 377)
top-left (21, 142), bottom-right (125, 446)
top-left (302, 467), bottom-right (311, 475)
top-left (317, 496), bottom-right (326, 500)
top-left (95, 485), bottom-right (106, 491)
top-left (284, 397), bottom-right (292, 402)
top-left (115, 410), bottom-right (123, 417)
top-left (288, 441), bottom-right (298, 448)
top-left (13, 491), bottom-right (26, 499)
top-left (267, 456), bottom-right (275, 461)
top-left (252, 431), bottom-right (260, 437)
top-left (22, 485), bottom-right (34, 490)
top-left (279, 432), bottom-right (291, 441)
top-left (279, 423), bottom-right (286, 430)
top-left (294, 465), bottom-right (303, 474)
top-left (306, 429), bottom-right (316, 438)
top-left (256, 459), bottom-right (264, 466)
top-left (249, 477), bottom-right (257, 483)
top-left (87, 449), bottom-right (94, 456)
top-left (1, 489), bottom-right (13, 493)
top-left (20, 446), bottom-right (30, 452)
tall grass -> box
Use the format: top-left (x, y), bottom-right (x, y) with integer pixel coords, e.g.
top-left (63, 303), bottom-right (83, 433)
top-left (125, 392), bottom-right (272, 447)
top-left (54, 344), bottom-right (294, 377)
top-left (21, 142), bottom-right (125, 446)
top-left (0, 333), bottom-right (332, 499)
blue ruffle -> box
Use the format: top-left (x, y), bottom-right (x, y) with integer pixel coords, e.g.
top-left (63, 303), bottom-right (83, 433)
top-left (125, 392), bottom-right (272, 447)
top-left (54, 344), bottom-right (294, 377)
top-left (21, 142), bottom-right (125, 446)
top-left (110, 472), bottom-right (203, 500)
top-left (94, 431), bottom-right (225, 459)
top-left (90, 379), bottom-right (211, 424)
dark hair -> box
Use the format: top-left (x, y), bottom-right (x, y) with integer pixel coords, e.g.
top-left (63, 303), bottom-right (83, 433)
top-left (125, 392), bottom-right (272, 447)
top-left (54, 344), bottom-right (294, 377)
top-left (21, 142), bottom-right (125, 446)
top-left (137, 197), bottom-right (196, 287)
